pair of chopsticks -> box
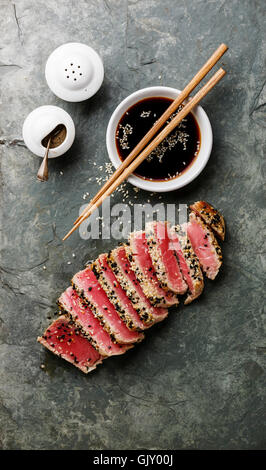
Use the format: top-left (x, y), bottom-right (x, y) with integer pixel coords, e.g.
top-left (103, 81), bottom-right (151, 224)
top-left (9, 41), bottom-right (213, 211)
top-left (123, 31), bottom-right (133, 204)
top-left (63, 43), bottom-right (228, 241)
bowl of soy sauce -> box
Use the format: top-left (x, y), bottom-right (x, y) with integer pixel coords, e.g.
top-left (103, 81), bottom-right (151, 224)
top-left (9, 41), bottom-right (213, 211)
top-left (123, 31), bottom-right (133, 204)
top-left (106, 86), bottom-right (213, 192)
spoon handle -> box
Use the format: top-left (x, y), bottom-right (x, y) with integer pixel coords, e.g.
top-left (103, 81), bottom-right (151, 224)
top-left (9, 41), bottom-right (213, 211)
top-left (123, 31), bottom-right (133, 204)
top-left (37, 137), bottom-right (51, 182)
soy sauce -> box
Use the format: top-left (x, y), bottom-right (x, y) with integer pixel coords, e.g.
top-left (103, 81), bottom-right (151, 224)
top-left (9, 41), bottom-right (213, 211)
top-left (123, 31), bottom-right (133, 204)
top-left (115, 97), bottom-right (201, 181)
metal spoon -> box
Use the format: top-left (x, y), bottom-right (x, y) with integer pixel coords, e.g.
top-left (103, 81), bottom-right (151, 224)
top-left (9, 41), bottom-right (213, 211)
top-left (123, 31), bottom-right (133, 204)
top-left (37, 136), bottom-right (51, 182)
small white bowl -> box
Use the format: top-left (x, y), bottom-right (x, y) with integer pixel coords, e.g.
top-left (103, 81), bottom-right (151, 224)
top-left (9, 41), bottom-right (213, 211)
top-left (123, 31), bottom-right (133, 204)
top-left (22, 105), bottom-right (75, 158)
top-left (106, 86), bottom-right (213, 192)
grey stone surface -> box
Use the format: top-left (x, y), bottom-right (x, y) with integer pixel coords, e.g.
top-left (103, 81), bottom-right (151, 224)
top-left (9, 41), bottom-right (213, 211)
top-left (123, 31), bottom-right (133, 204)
top-left (0, 0), bottom-right (265, 450)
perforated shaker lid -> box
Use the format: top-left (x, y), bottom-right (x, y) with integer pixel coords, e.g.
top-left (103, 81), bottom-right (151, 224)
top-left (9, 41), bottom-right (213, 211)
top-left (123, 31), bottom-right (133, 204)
top-left (45, 42), bottom-right (104, 102)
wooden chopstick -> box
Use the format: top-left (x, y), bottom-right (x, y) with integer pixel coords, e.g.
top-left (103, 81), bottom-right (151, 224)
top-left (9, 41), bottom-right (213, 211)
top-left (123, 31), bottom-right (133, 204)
top-left (63, 67), bottom-right (226, 241)
top-left (74, 43), bottom-right (228, 225)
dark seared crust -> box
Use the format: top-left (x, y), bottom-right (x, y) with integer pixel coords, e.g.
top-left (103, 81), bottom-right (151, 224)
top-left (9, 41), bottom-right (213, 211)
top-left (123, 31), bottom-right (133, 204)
top-left (92, 259), bottom-right (140, 331)
top-left (190, 201), bottom-right (225, 241)
top-left (189, 212), bottom-right (223, 279)
top-left (107, 248), bottom-right (155, 325)
top-left (171, 225), bottom-right (204, 305)
top-left (190, 213), bottom-right (223, 263)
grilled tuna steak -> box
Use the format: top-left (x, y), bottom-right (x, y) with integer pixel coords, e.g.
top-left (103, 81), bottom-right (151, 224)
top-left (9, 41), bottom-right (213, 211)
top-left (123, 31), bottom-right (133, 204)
top-left (146, 221), bottom-right (188, 295)
top-left (38, 202), bottom-right (226, 374)
top-left (186, 212), bottom-right (222, 280)
top-left (108, 247), bottom-right (168, 325)
top-left (58, 287), bottom-right (132, 356)
top-left (37, 316), bottom-right (103, 374)
top-left (190, 201), bottom-right (225, 241)
top-left (93, 253), bottom-right (149, 331)
top-left (126, 231), bottom-right (179, 307)
top-left (170, 225), bottom-right (204, 304)
top-left (72, 267), bottom-right (144, 344)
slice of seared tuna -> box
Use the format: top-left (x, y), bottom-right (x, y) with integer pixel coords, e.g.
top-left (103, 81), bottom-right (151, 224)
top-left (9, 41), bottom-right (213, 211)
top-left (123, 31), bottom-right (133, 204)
top-left (190, 201), bottom-right (225, 241)
top-left (108, 247), bottom-right (168, 325)
top-left (37, 316), bottom-right (103, 374)
top-left (92, 253), bottom-right (148, 331)
top-left (186, 212), bottom-right (222, 280)
top-left (126, 231), bottom-right (179, 307)
top-left (169, 225), bottom-right (204, 304)
top-left (72, 268), bottom-right (144, 344)
top-left (146, 221), bottom-right (188, 295)
top-left (58, 287), bottom-right (132, 357)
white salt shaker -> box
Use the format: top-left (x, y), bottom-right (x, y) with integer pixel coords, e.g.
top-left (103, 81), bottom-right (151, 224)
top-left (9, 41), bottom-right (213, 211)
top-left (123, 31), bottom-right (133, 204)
top-left (45, 42), bottom-right (104, 102)
top-left (22, 105), bottom-right (75, 158)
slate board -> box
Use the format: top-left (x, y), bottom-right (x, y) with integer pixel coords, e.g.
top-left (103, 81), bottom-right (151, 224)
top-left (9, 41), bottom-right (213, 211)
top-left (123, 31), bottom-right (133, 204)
top-left (0, 0), bottom-right (265, 450)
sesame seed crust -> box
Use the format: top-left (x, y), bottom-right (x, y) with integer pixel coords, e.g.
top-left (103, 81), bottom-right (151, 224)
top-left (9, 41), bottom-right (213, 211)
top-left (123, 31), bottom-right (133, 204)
top-left (92, 257), bottom-right (145, 331)
top-left (71, 280), bottom-right (117, 341)
top-left (190, 201), bottom-right (225, 241)
top-left (126, 232), bottom-right (179, 308)
top-left (146, 222), bottom-right (169, 290)
top-left (107, 247), bottom-right (168, 324)
top-left (171, 224), bottom-right (204, 305)
top-left (107, 249), bottom-right (154, 325)
top-left (58, 301), bottom-right (101, 353)
top-left (37, 316), bottom-right (103, 374)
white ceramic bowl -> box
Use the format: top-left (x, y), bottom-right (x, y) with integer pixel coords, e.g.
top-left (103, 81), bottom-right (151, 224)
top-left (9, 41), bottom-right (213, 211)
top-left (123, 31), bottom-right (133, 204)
top-left (106, 86), bottom-right (213, 192)
top-left (22, 105), bottom-right (75, 158)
